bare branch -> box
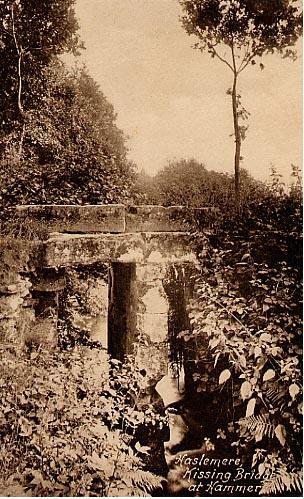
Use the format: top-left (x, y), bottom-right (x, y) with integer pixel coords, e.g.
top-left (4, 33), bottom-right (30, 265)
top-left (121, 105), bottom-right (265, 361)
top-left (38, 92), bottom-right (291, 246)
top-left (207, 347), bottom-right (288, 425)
top-left (209, 43), bottom-right (234, 72)
top-left (236, 40), bottom-right (251, 73)
top-left (27, 46), bottom-right (56, 51)
top-left (11, 3), bottom-right (20, 56)
top-left (238, 52), bottom-right (257, 73)
top-left (11, 3), bottom-right (24, 116)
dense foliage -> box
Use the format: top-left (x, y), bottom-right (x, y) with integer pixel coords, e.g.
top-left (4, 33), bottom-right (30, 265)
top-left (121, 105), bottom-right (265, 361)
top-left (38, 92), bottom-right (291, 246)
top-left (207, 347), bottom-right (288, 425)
top-left (0, 344), bottom-right (165, 496)
top-left (135, 158), bottom-right (267, 210)
top-left (0, 63), bottom-right (135, 206)
top-left (179, 170), bottom-right (302, 495)
top-left (0, 0), bottom-right (81, 123)
top-left (0, 1), bottom-right (135, 210)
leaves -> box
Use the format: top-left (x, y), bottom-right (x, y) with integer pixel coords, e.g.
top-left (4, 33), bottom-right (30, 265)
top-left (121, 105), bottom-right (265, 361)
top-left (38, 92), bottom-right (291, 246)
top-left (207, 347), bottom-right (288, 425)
top-left (178, 162), bottom-right (302, 499)
top-left (263, 369), bottom-right (276, 382)
top-left (135, 442), bottom-right (151, 455)
top-left (260, 332), bottom-right (272, 343)
top-left (261, 468), bottom-right (303, 495)
top-left (144, 158), bottom-right (266, 212)
top-left (254, 346), bottom-right (262, 358)
top-left (274, 424), bottom-right (286, 446)
top-left (238, 354), bottom-right (247, 368)
top-left (219, 369), bottom-right (231, 385)
top-left (87, 451), bottom-right (115, 475)
top-left (289, 383), bottom-right (300, 400)
top-left (0, 345), bottom-right (163, 497)
top-left (246, 398), bottom-right (256, 417)
top-left (0, 1), bottom-right (135, 207)
top-left (239, 414), bottom-right (275, 442)
top-left (241, 381), bottom-right (252, 401)
top-left (180, 0), bottom-right (303, 61)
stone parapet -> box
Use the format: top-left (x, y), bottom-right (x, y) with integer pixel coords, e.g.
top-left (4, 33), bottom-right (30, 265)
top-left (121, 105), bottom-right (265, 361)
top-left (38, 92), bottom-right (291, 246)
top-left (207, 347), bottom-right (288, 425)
top-left (1, 232), bottom-right (198, 270)
top-left (15, 204), bottom-right (216, 234)
top-left (125, 205), bottom-right (191, 232)
top-left (15, 204), bottom-right (126, 233)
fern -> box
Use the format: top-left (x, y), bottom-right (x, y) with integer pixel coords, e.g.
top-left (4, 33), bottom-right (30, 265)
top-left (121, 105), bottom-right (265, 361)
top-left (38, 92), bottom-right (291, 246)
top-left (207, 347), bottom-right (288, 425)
top-left (128, 469), bottom-right (164, 494)
top-left (265, 386), bottom-right (287, 411)
top-left (239, 414), bottom-right (275, 441)
top-left (260, 468), bottom-right (303, 496)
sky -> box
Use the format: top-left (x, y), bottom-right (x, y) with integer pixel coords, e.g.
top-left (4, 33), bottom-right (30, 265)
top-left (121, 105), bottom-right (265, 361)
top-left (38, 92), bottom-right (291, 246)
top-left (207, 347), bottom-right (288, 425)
top-left (72, 0), bottom-right (302, 183)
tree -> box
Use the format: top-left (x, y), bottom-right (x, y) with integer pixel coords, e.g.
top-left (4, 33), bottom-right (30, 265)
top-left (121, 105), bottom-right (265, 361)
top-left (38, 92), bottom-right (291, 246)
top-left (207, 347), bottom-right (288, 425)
top-left (0, 1), bottom-right (136, 207)
top-left (179, 0), bottom-right (302, 209)
top-left (0, 63), bottom-right (135, 206)
top-left (133, 169), bottom-right (159, 204)
top-left (0, 0), bottom-right (82, 159)
top-left (148, 158), bottom-right (266, 210)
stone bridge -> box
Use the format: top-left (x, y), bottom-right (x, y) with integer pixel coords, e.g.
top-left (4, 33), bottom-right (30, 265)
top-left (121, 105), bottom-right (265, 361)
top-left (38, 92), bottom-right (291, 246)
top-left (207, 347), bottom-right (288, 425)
top-left (0, 205), bottom-right (214, 383)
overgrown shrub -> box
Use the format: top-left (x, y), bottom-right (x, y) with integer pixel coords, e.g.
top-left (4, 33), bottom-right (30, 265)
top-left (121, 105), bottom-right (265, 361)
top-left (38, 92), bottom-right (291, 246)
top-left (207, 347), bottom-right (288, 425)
top-left (0, 345), bottom-right (164, 496)
top-left (180, 180), bottom-right (302, 495)
top-left (134, 158), bottom-right (268, 211)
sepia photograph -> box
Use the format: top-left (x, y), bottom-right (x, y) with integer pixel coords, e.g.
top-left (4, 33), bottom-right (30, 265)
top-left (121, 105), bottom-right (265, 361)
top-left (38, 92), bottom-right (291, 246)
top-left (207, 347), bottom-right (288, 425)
top-left (0, 0), bottom-right (302, 497)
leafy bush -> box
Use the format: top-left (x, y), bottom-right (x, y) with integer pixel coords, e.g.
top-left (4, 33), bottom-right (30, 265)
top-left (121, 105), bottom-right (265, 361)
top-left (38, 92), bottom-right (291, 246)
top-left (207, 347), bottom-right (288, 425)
top-left (0, 345), bottom-right (164, 496)
top-left (180, 181), bottom-right (302, 495)
top-left (134, 158), bottom-right (267, 211)
top-left (0, 63), bottom-right (136, 210)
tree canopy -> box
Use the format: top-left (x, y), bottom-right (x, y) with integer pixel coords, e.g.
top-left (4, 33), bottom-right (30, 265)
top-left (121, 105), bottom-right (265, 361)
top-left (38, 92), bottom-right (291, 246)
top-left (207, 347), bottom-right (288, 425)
top-left (0, 0), bottom-right (135, 207)
top-left (0, 0), bottom-right (82, 121)
top-left (0, 63), bottom-right (135, 205)
top-left (135, 158), bottom-right (267, 211)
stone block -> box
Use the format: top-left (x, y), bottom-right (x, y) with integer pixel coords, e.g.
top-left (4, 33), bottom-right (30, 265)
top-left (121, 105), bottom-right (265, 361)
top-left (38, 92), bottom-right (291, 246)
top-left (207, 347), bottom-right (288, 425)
top-left (144, 232), bottom-right (198, 263)
top-left (39, 231), bottom-right (199, 268)
top-left (125, 205), bottom-right (191, 232)
top-left (15, 204), bottom-right (125, 233)
top-left (140, 287), bottom-right (168, 314)
top-left (137, 313), bottom-right (168, 343)
top-left (136, 263), bottom-right (167, 282)
top-left (42, 233), bottom-right (143, 267)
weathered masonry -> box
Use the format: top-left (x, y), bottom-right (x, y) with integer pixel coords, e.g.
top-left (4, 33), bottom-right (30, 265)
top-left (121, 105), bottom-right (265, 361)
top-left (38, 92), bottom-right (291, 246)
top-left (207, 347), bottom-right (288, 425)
top-left (0, 205), bottom-right (213, 382)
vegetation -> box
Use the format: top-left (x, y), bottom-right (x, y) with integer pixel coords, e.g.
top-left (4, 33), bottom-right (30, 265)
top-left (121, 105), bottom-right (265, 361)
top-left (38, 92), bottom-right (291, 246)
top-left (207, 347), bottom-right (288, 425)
top-left (179, 0), bottom-right (302, 208)
top-left (0, 344), bottom-right (165, 496)
top-left (0, 0), bottom-right (81, 153)
top-left (176, 166), bottom-right (302, 495)
top-left (135, 158), bottom-right (267, 210)
top-left (0, 1), bottom-right (135, 211)
top-left (0, 1), bottom-right (301, 497)
top-left (0, 63), bottom-right (135, 207)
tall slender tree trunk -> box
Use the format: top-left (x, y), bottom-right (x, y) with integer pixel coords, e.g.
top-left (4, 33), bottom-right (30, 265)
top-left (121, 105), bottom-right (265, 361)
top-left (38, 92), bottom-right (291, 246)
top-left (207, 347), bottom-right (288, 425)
top-left (11, 3), bottom-right (25, 161)
top-left (231, 72), bottom-right (241, 211)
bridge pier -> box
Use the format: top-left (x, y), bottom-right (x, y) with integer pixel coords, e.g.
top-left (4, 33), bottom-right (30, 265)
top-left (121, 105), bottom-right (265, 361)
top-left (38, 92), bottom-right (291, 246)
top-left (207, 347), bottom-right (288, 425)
top-left (108, 262), bottom-right (137, 361)
top-left (134, 263), bottom-right (169, 382)
top-left (1, 205), bottom-right (209, 381)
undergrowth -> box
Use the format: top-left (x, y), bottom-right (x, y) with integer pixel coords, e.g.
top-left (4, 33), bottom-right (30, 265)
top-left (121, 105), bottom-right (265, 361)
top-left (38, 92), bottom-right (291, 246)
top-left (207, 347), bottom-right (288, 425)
top-left (0, 345), bottom-right (165, 496)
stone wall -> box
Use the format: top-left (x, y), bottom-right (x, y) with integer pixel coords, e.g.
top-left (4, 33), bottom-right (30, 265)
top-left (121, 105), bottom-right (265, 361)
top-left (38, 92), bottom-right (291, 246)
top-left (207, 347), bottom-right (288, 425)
top-left (0, 239), bottom-right (34, 349)
top-left (132, 263), bottom-right (169, 382)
